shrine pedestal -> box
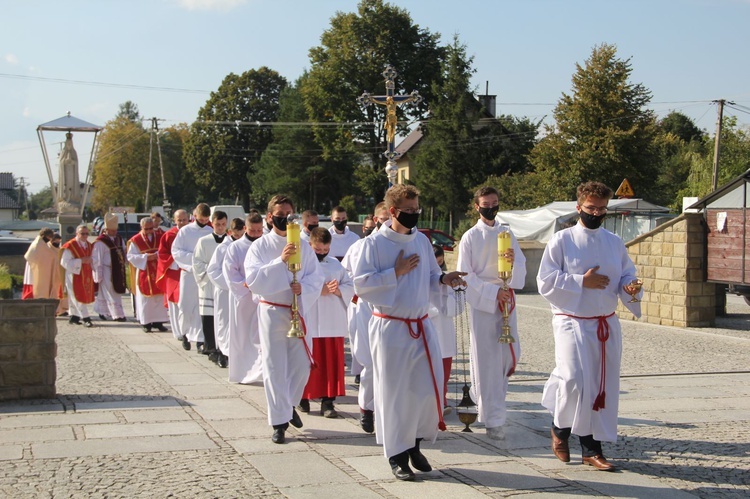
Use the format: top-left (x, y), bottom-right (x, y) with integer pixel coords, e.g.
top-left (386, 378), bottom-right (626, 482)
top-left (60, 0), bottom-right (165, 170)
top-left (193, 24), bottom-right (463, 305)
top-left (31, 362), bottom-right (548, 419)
top-left (57, 213), bottom-right (82, 243)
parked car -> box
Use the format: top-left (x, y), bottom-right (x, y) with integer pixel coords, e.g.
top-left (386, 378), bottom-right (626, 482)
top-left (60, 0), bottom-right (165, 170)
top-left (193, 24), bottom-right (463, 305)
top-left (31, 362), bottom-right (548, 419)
top-left (418, 228), bottom-right (456, 251)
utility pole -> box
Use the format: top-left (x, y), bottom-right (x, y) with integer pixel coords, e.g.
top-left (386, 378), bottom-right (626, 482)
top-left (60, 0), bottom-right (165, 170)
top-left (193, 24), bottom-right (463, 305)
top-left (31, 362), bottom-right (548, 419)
top-left (710, 99), bottom-right (734, 192)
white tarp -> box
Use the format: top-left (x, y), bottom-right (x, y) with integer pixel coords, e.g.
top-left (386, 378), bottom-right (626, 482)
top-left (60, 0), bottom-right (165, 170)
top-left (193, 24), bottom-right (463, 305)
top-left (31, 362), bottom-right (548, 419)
top-left (497, 198), bottom-right (671, 243)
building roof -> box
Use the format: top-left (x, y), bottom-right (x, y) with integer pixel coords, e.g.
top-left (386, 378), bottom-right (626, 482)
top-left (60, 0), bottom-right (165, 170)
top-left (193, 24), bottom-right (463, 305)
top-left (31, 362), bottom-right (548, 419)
top-left (395, 127), bottom-right (423, 156)
top-left (0, 172), bottom-right (14, 190)
top-left (0, 191), bottom-right (20, 210)
top-left (688, 168), bottom-right (750, 210)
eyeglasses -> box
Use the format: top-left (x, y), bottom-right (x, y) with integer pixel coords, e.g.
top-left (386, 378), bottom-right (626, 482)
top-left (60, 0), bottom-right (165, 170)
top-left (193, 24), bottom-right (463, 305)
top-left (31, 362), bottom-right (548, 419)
top-left (581, 205), bottom-right (608, 215)
top-left (397, 207), bottom-right (422, 215)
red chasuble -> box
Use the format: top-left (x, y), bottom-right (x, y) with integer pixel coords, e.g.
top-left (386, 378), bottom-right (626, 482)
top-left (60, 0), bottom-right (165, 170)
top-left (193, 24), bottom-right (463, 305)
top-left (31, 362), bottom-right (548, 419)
top-left (130, 231), bottom-right (162, 296)
top-left (156, 226), bottom-right (181, 304)
top-left (62, 239), bottom-right (95, 304)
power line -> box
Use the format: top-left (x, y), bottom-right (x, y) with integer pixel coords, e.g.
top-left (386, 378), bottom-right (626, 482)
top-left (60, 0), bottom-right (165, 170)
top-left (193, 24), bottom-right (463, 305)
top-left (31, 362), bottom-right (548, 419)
top-left (0, 72), bottom-right (210, 94)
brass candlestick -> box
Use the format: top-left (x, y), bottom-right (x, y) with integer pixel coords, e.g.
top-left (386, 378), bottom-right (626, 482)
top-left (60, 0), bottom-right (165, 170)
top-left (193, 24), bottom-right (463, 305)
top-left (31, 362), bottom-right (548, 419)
top-left (287, 262), bottom-right (303, 338)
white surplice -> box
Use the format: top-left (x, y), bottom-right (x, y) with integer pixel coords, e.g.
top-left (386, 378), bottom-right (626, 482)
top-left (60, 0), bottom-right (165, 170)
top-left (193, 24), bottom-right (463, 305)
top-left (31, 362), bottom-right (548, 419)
top-left (224, 234), bottom-right (263, 384)
top-left (537, 223), bottom-right (641, 443)
top-left (353, 221), bottom-right (446, 459)
top-left (92, 235), bottom-right (126, 319)
top-left (172, 222), bottom-right (213, 342)
top-left (245, 231), bottom-right (324, 427)
top-left (457, 219), bottom-right (526, 428)
top-left (194, 233), bottom-right (224, 316)
top-left (328, 226), bottom-right (360, 260)
top-left (341, 238), bottom-right (373, 411)
top-left (126, 236), bottom-right (168, 325)
top-left (305, 255), bottom-right (354, 338)
top-left (207, 237), bottom-right (232, 354)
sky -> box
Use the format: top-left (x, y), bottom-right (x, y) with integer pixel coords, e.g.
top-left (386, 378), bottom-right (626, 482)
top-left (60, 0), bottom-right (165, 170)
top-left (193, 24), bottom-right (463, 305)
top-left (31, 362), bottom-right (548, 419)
top-left (1, 0), bottom-right (749, 195)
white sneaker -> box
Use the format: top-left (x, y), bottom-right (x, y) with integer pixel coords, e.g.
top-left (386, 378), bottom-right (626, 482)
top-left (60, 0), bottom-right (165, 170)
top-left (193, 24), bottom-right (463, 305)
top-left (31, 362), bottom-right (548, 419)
top-left (443, 405), bottom-right (453, 416)
top-left (486, 426), bottom-right (505, 440)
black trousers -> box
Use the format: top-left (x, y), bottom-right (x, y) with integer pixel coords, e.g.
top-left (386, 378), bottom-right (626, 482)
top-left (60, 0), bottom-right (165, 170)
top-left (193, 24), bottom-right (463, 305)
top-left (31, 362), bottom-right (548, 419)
top-left (552, 423), bottom-right (603, 457)
top-left (201, 315), bottom-right (216, 351)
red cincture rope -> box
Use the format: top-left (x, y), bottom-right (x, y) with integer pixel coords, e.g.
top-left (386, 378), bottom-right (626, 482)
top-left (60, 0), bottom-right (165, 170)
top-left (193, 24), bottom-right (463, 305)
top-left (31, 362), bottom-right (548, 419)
top-left (501, 289), bottom-right (517, 377)
top-left (259, 300), bottom-right (316, 368)
top-left (372, 312), bottom-right (446, 431)
top-left (555, 312), bottom-right (614, 411)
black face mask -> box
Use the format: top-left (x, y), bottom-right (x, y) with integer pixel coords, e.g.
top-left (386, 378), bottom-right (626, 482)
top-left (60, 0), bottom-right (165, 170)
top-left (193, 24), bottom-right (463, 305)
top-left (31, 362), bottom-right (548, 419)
top-left (333, 220), bottom-right (347, 232)
top-left (579, 210), bottom-right (606, 229)
top-left (52, 242), bottom-right (60, 248)
top-left (245, 233), bottom-right (260, 242)
top-left (396, 210), bottom-right (420, 230)
top-left (271, 215), bottom-right (287, 232)
top-left (363, 227), bottom-right (374, 236)
top-left (306, 223), bottom-right (319, 232)
top-left (315, 252), bottom-right (328, 262)
top-left (266, 221), bottom-right (273, 231)
top-left (479, 206), bottom-right (499, 220)
top-left (42, 236), bottom-right (50, 243)
top-left (376, 221), bottom-right (382, 230)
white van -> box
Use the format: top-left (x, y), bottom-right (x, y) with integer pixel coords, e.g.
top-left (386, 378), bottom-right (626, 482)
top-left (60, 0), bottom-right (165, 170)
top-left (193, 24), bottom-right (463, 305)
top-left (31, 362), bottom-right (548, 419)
top-left (210, 205), bottom-right (246, 221)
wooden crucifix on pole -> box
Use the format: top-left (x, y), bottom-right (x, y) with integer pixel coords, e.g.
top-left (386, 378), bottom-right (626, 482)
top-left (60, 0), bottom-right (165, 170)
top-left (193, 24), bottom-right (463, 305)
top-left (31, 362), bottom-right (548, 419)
top-left (357, 65), bottom-right (422, 187)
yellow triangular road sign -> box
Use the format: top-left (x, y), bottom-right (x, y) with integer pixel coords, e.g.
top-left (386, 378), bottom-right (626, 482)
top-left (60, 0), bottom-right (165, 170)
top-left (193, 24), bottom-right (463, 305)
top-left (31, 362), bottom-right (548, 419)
top-left (616, 178), bottom-right (635, 198)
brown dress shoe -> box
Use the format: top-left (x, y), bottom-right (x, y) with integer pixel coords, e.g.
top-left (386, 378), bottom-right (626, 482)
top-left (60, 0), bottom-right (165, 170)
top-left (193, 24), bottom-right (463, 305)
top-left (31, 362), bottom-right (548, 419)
top-left (582, 455), bottom-right (615, 471)
top-left (551, 428), bottom-right (570, 463)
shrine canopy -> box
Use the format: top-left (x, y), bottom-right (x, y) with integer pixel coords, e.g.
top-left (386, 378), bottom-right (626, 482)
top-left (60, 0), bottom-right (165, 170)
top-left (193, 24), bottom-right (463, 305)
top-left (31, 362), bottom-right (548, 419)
top-left (37, 114), bottom-right (102, 133)
top-left (497, 198), bottom-right (671, 243)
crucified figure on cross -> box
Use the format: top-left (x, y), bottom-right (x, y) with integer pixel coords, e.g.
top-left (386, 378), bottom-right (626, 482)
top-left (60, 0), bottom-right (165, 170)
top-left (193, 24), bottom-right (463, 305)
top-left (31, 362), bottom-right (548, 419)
top-left (357, 65), bottom-right (423, 186)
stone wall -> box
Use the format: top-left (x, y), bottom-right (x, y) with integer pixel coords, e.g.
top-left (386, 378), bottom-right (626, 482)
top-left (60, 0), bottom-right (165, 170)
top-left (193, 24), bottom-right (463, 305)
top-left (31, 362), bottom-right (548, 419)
top-left (0, 299), bottom-right (58, 400)
top-left (619, 213), bottom-right (716, 327)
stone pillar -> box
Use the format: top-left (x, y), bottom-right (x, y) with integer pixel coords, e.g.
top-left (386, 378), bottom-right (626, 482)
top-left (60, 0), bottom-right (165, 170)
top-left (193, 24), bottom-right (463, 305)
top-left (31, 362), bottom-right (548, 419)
top-left (0, 299), bottom-right (58, 400)
top-left (58, 213), bottom-right (81, 244)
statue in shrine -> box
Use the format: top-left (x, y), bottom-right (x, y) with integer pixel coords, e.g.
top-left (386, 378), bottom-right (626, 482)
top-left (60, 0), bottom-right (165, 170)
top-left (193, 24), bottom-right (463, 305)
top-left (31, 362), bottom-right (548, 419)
top-left (57, 132), bottom-right (81, 213)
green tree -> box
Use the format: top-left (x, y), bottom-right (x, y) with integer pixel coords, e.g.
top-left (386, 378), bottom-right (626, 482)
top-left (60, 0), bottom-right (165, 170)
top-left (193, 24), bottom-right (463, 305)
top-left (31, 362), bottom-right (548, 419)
top-left (153, 123), bottom-right (198, 212)
top-left (252, 79), bottom-right (346, 211)
top-left (183, 67), bottom-right (287, 209)
top-left (302, 0), bottom-right (444, 169)
top-left (91, 115), bottom-right (150, 213)
top-left (653, 112), bottom-right (709, 209)
top-left (117, 101), bottom-right (141, 122)
top-left (679, 116), bottom-right (750, 200)
top-left (28, 186), bottom-right (54, 220)
top-left (529, 43), bottom-right (660, 202)
top-left (412, 36), bottom-right (480, 228)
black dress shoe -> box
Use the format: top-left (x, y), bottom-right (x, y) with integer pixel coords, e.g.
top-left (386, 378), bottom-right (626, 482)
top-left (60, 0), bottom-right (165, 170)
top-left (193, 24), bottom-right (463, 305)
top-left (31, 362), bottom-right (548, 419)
top-left (197, 342), bottom-right (205, 354)
top-left (289, 408), bottom-right (303, 428)
top-left (297, 398), bottom-right (310, 413)
top-left (321, 398), bottom-right (339, 418)
top-left (388, 452), bottom-right (415, 481)
top-left (98, 314), bottom-right (108, 321)
top-left (408, 439), bottom-right (432, 472)
top-left (153, 323), bottom-right (168, 332)
top-left (217, 353), bottom-right (228, 368)
top-left (181, 337), bottom-right (191, 351)
top-left (82, 318), bottom-right (93, 328)
top-left (208, 350), bottom-right (219, 363)
top-left (272, 428), bottom-right (285, 444)
top-left (113, 317), bottom-right (127, 322)
top-left (68, 315), bottom-right (81, 325)
top-left (360, 409), bottom-right (374, 433)
top-left (354, 374), bottom-right (360, 385)
top-left (271, 423), bottom-right (288, 444)
top-left (141, 325), bottom-right (152, 333)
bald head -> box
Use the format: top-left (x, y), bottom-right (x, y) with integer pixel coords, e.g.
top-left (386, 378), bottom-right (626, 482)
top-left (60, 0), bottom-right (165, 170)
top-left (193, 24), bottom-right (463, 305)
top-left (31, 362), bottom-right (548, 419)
top-left (173, 209), bottom-right (189, 229)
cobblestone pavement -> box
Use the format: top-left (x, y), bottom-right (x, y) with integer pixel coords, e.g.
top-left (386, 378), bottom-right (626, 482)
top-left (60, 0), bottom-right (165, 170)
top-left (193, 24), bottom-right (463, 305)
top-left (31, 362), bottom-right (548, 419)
top-left (0, 293), bottom-right (748, 498)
